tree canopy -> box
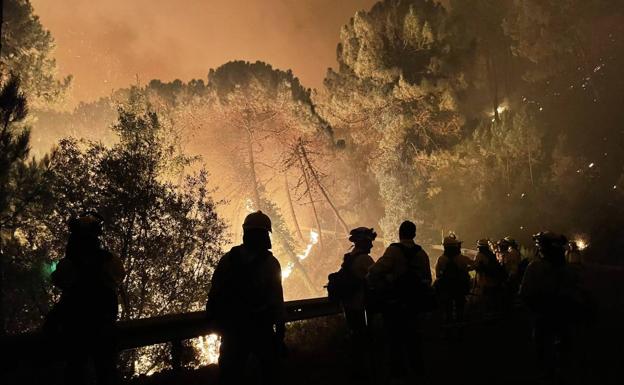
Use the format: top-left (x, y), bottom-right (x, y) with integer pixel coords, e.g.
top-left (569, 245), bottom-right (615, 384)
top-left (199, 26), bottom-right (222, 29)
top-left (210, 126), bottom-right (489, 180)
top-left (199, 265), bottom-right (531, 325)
top-left (1, 0), bottom-right (71, 107)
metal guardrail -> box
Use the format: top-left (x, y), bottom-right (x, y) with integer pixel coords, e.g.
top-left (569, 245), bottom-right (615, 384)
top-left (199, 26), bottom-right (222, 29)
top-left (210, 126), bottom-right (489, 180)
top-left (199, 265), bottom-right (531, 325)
top-left (0, 297), bottom-right (341, 370)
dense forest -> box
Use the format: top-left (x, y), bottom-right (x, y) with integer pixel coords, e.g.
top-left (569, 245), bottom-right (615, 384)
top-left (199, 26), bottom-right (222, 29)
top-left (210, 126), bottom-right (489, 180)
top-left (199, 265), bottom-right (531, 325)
top-left (1, 1), bottom-right (623, 370)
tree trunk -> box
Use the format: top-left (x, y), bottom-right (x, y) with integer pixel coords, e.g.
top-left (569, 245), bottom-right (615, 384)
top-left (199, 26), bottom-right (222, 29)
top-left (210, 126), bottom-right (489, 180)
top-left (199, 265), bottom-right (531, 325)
top-left (284, 174), bottom-right (304, 243)
top-left (0, 0), bottom-right (4, 67)
top-left (119, 213), bottom-right (136, 320)
top-left (505, 158), bottom-right (510, 191)
top-left (504, 47), bottom-right (514, 97)
top-left (0, 239), bottom-right (4, 336)
top-left (297, 147), bottom-right (324, 250)
top-left (233, 201), bottom-right (243, 245)
top-left (245, 126), bottom-right (318, 295)
top-left (528, 147), bottom-right (534, 187)
top-left (299, 141), bottom-right (349, 234)
top-left (486, 51), bottom-right (500, 122)
top-left (245, 128), bottom-right (262, 210)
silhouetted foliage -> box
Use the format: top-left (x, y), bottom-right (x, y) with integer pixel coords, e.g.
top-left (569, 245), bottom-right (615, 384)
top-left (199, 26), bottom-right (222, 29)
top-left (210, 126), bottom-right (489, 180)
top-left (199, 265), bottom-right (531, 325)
top-left (0, 75), bottom-right (55, 334)
top-left (4, 89), bottom-right (227, 337)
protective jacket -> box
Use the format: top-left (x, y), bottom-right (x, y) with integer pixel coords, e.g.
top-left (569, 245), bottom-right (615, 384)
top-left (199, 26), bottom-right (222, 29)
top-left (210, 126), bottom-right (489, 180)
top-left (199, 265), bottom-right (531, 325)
top-left (434, 253), bottom-right (473, 297)
top-left (206, 245), bottom-right (285, 332)
top-left (52, 246), bottom-right (125, 325)
top-left (341, 249), bottom-right (374, 311)
top-left (474, 251), bottom-right (503, 289)
top-left (435, 254), bottom-right (473, 277)
top-left (501, 249), bottom-right (522, 276)
top-left (519, 258), bottom-right (580, 317)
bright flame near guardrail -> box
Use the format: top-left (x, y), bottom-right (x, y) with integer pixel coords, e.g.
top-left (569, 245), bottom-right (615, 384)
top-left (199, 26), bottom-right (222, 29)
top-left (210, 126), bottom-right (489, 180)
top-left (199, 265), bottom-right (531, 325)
top-left (297, 230), bottom-right (319, 261)
top-left (193, 333), bottom-right (221, 366)
top-left (574, 237), bottom-right (589, 251)
top-left (282, 230), bottom-right (319, 280)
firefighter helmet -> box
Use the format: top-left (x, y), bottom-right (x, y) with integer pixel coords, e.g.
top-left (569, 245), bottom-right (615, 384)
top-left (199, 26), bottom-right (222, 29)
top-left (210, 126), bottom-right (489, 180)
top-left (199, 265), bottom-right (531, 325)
top-left (68, 211), bottom-right (104, 236)
top-left (504, 236), bottom-right (518, 248)
top-left (243, 211), bottom-right (272, 232)
top-left (533, 231), bottom-right (567, 250)
top-left (443, 233), bottom-right (462, 246)
top-left (477, 238), bottom-right (490, 248)
top-left (348, 227), bottom-right (377, 243)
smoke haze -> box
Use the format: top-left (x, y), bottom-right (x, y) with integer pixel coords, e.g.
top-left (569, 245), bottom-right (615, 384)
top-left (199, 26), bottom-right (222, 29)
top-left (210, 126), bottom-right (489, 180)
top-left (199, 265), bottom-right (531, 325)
top-left (31, 0), bottom-right (378, 105)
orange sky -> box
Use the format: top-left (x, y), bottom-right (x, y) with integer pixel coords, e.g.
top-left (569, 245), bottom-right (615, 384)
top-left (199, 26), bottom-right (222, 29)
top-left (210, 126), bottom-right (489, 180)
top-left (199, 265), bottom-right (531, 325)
top-left (31, 0), bottom-right (378, 105)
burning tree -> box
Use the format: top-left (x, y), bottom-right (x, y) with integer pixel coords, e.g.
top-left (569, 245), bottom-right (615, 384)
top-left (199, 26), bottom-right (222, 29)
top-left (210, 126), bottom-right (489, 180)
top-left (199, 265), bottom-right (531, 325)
top-left (204, 61), bottom-right (333, 296)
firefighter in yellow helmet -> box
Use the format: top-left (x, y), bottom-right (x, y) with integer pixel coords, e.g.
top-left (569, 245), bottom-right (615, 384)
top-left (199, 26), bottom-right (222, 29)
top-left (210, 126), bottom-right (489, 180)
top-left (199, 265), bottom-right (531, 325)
top-left (434, 233), bottom-right (474, 324)
top-left (499, 236), bottom-right (522, 278)
top-left (340, 227), bottom-right (376, 332)
top-left (473, 239), bottom-right (506, 314)
top-left (206, 211), bottom-right (286, 385)
top-left (325, 227), bottom-right (376, 382)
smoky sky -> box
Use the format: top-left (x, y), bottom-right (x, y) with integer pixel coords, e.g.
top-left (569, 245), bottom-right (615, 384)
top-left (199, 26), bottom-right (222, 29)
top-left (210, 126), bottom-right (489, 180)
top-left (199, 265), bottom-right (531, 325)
top-left (31, 0), bottom-right (378, 105)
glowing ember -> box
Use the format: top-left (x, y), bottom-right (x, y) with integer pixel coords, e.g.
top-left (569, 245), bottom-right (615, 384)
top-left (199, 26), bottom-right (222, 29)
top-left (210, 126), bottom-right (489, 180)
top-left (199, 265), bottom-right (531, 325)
top-left (574, 238), bottom-right (589, 251)
top-left (488, 103), bottom-right (508, 117)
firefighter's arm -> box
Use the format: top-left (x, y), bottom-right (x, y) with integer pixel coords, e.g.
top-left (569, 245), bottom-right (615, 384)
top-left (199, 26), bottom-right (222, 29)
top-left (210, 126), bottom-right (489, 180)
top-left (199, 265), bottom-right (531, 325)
top-left (419, 249), bottom-right (433, 284)
top-left (435, 256), bottom-right (444, 277)
top-left (473, 254), bottom-right (485, 272)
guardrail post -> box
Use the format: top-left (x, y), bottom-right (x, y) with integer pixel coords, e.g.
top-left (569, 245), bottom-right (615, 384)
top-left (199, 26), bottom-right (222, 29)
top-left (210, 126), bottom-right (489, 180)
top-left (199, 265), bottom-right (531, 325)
top-left (170, 339), bottom-right (183, 372)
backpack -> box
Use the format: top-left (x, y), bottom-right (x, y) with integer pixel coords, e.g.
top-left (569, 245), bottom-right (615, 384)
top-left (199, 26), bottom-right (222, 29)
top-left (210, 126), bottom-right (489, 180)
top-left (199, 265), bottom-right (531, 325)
top-left (435, 255), bottom-right (471, 296)
top-left (390, 243), bottom-right (437, 311)
top-left (327, 253), bottom-right (362, 303)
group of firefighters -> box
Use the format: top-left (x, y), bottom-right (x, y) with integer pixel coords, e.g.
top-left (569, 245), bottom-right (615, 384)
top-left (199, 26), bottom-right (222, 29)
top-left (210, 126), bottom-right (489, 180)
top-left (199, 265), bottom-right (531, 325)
top-left (46, 210), bottom-right (590, 385)
top-left (330, 222), bottom-right (588, 384)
